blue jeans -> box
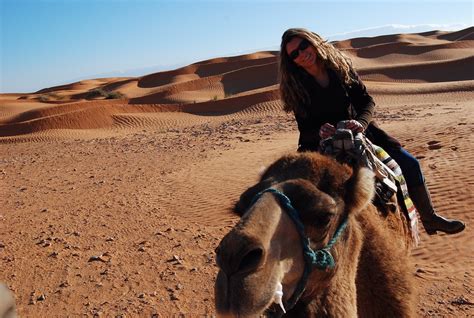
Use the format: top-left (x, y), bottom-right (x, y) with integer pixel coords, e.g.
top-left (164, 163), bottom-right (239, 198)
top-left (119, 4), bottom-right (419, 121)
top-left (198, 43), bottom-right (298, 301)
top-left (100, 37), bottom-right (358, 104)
top-left (384, 147), bottom-right (425, 188)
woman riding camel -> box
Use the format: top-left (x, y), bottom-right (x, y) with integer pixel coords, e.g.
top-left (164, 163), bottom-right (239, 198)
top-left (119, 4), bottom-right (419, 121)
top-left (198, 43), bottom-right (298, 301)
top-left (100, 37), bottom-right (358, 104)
top-left (279, 27), bottom-right (465, 235)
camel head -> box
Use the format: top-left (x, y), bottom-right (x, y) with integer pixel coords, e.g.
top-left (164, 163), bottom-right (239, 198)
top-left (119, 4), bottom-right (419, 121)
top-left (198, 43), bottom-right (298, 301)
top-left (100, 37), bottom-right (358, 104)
top-left (215, 152), bottom-right (375, 317)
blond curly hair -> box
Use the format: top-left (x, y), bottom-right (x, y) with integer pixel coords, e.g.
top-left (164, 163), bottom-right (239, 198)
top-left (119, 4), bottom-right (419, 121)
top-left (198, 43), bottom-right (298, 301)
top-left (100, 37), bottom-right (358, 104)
top-left (279, 28), bottom-right (356, 115)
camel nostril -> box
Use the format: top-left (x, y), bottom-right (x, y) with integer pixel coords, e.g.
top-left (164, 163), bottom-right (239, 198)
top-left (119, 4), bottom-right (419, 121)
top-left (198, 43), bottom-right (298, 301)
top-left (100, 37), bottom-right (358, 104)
top-left (237, 247), bottom-right (264, 274)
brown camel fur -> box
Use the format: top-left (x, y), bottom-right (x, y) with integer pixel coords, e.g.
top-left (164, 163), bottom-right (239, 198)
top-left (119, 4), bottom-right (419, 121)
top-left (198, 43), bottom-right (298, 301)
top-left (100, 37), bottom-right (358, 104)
top-left (215, 152), bottom-right (415, 317)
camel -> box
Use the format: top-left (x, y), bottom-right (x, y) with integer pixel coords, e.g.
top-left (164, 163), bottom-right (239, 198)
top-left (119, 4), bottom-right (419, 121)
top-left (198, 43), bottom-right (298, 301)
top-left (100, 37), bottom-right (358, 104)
top-left (215, 152), bottom-right (415, 317)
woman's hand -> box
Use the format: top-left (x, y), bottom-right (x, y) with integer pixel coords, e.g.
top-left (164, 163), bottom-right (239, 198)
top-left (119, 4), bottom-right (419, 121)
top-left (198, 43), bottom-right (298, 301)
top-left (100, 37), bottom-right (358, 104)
top-left (344, 120), bottom-right (364, 133)
top-left (319, 123), bottom-right (336, 139)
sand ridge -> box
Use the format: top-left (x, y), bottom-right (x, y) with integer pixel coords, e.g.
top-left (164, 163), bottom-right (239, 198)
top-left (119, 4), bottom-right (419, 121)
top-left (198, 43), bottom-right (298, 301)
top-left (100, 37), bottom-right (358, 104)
top-left (0, 27), bottom-right (473, 316)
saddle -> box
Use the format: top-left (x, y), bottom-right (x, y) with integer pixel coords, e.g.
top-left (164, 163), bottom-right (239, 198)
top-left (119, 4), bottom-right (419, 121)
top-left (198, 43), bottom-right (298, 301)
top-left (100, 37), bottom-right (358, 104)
top-left (319, 121), bottom-right (398, 209)
top-left (319, 121), bottom-right (420, 244)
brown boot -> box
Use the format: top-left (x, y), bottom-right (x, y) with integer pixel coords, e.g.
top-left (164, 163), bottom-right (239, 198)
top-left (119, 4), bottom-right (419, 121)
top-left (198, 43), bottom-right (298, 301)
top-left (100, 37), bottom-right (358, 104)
top-left (409, 183), bottom-right (465, 235)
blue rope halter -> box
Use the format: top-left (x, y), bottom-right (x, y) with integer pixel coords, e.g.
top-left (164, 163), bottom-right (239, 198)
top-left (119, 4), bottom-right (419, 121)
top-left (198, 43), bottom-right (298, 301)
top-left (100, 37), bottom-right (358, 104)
top-left (250, 188), bottom-right (349, 313)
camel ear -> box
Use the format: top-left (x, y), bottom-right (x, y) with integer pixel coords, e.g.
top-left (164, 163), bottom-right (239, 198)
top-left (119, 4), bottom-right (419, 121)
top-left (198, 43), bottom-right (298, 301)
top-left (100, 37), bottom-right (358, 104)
top-left (344, 167), bottom-right (375, 214)
top-left (234, 178), bottom-right (274, 216)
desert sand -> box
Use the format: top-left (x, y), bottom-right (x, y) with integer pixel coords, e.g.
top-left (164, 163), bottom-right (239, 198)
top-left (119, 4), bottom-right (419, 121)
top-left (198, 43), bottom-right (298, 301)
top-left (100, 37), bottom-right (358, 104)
top-left (1, 27), bottom-right (473, 317)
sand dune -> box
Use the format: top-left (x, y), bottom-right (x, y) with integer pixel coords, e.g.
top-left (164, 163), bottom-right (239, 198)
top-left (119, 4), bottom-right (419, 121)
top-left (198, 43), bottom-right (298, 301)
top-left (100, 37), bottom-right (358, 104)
top-left (137, 53), bottom-right (276, 88)
top-left (436, 27), bottom-right (474, 41)
top-left (346, 41), bottom-right (473, 61)
top-left (1, 27), bottom-right (473, 317)
top-left (358, 55), bottom-right (474, 82)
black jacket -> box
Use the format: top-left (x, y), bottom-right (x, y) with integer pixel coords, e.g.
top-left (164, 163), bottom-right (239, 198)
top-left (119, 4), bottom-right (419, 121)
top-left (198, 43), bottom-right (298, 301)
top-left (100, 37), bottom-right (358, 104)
top-left (294, 69), bottom-right (401, 152)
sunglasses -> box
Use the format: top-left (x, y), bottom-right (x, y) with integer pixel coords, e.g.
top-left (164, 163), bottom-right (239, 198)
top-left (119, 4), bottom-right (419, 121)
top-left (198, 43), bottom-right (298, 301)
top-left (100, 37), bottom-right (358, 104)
top-left (288, 39), bottom-right (310, 61)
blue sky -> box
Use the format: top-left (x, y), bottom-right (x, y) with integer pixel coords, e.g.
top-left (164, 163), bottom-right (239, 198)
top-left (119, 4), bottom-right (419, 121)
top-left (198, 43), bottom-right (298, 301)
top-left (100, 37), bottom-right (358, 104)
top-left (1, 0), bottom-right (472, 93)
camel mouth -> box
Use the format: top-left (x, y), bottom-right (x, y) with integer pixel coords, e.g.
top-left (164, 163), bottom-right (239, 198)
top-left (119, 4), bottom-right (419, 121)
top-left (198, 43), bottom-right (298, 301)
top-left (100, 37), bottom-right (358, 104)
top-left (263, 303), bottom-right (285, 317)
top-left (215, 266), bottom-right (282, 317)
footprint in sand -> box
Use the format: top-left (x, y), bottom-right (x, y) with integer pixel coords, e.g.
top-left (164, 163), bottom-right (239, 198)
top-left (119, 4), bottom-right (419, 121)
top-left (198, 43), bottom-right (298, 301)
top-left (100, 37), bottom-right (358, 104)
top-left (427, 140), bottom-right (443, 150)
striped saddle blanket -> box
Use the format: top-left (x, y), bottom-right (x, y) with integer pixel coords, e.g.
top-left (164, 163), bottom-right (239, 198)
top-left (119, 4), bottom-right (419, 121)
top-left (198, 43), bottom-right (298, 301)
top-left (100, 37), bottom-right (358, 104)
top-left (372, 145), bottom-right (420, 245)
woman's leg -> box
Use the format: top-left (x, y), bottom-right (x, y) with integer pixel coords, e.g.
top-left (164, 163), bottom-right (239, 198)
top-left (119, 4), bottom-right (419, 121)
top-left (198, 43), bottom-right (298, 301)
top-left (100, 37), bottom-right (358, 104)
top-left (384, 147), bottom-right (423, 188)
top-left (384, 147), bottom-right (465, 235)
